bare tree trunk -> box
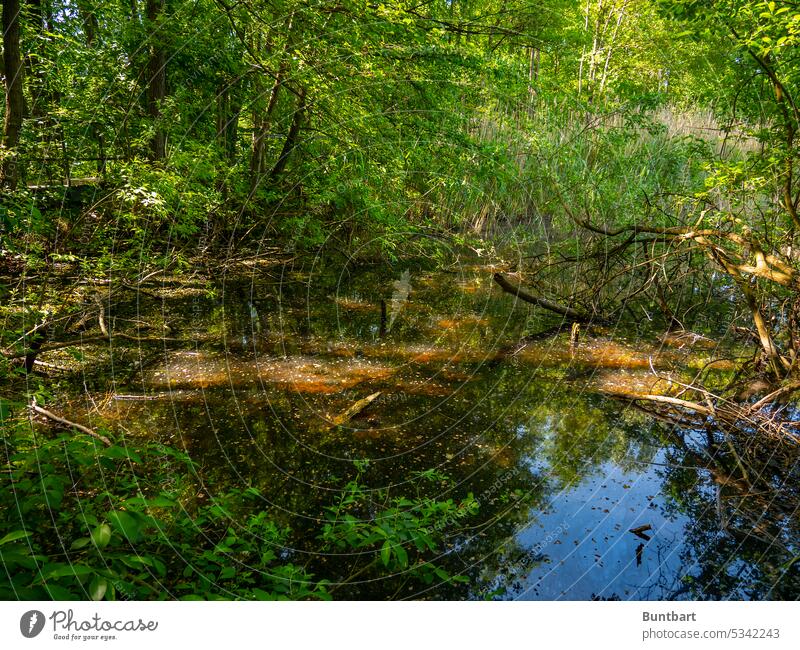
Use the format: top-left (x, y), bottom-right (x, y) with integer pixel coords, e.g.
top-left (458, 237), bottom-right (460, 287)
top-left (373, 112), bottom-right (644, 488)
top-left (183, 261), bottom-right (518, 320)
top-left (250, 13), bottom-right (294, 190)
top-left (708, 246), bottom-right (790, 376)
top-left (24, 0), bottom-right (44, 118)
top-left (2, 0), bottom-right (25, 189)
top-left (216, 87), bottom-right (230, 154)
top-left (249, 62), bottom-right (286, 184)
top-left (146, 0), bottom-right (166, 161)
top-left (527, 47), bottom-right (539, 108)
top-left (269, 87), bottom-right (306, 181)
top-left (586, 0), bottom-right (605, 102)
top-left (577, 0), bottom-right (590, 97)
top-left (216, 87), bottom-right (240, 162)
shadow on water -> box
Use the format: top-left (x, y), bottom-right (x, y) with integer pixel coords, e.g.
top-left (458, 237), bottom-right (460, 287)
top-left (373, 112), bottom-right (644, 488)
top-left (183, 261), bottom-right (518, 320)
top-left (91, 259), bottom-right (800, 599)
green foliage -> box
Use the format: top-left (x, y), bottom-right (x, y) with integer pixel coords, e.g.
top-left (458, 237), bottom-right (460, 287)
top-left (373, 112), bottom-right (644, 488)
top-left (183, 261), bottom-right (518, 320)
top-left (319, 462), bottom-right (477, 586)
top-left (0, 410), bottom-right (479, 599)
top-left (0, 415), bottom-right (326, 600)
top-left (114, 157), bottom-right (221, 241)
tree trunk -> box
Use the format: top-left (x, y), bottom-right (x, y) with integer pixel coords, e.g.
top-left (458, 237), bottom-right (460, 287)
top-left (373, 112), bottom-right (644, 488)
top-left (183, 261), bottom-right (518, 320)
top-left (250, 12), bottom-right (295, 190)
top-left (269, 88), bottom-right (306, 181)
top-left (493, 273), bottom-right (598, 323)
top-left (216, 87), bottom-right (230, 155)
top-left (24, 0), bottom-right (45, 118)
top-left (146, 0), bottom-right (166, 161)
top-left (77, 1), bottom-right (100, 46)
top-left (2, 0), bottom-right (25, 189)
top-left (598, 1), bottom-right (628, 97)
top-left (577, 0), bottom-right (591, 96)
top-left (216, 85), bottom-right (241, 163)
top-left (250, 63), bottom-right (286, 179)
top-left (709, 247), bottom-right (791, 376)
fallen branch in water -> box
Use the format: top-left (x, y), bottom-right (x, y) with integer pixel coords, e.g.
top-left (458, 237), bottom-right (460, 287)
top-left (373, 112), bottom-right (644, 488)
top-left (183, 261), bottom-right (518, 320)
top-left (331, 392), bottom-right (382, 426)
top-left (492, 273), bottom-right (597, 323)
top-left (748, 380), bottom-right (800, 413)
top-left (629, 524), bottom-right (652, 541)
top-left (32, 360), bottom-right (72, 372)
top-left (29, 399), bottom-right (111, 446)
top-left (603, 388), bottom-right (800, 444)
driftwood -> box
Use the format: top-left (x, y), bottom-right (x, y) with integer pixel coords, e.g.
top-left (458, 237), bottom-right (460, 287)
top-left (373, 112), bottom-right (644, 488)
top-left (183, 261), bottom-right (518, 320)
top-left (29, 399), bottom-right (111, 446)
top-left (331, 392), bottom-right (382, 426)
top-left (604, 388), bottom-right (800, 444)
top-left (3, 269), bottom-right (178, 369)
top-left (492, 273), bottom-right (596, 323)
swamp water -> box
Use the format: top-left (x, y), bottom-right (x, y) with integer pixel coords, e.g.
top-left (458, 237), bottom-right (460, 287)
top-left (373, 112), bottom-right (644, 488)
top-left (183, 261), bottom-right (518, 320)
top-left (89, 261), bottom-right (800, 600)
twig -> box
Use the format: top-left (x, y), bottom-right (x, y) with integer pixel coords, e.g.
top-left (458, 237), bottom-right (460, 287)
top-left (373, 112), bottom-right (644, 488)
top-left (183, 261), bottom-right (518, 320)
top-left (749, 381), bottom-right (800, 413)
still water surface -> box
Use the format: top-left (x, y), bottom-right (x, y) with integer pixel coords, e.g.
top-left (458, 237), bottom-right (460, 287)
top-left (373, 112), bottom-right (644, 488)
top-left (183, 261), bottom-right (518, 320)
top-left (98, 260), bottom-right (800, 599)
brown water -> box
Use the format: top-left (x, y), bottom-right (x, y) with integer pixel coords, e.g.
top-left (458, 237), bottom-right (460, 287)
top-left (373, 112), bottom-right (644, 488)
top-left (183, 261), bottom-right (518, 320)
top-left (90, 259), bottom-right (800, 600)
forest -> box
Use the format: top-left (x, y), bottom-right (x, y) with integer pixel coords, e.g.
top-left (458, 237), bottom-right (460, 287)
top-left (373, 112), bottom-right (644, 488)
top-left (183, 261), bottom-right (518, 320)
top-left (2, 0), bottom-right (800, 601)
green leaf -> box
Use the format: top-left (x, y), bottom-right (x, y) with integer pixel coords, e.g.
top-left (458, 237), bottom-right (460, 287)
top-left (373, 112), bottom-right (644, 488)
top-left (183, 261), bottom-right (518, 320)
top-left (45, 564), bottom-right (95, 579)
top-left (107, 511), bottom-right (143, 543)
top-left (103, 446), bottom-right (142, 462)
top-left (125, 495), bottom-right (177, 508)
top-left (89, 576), bottom-right (108, 601)
top-left (380, 540), bottom-right (391, 566)
top-left (0, 551), bottom-right (37, 569)
top-left (91, 524), bottom-right (112, 549)
top-left (43, 583), bottom-right (77, 600)
top-left (0, 530), bottom-right (31, 546)
top-left (434, 567), bottom-right (450, 582)
top-left (0, 398), bottom-right (13, 421)
top-left (395, 544), bottom-right (408, 568)
top-left (252, 588), bottom-right (277, 600)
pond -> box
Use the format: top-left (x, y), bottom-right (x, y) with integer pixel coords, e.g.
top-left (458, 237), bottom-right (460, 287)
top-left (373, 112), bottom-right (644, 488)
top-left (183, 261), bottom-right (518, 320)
top-left (87, 255), bottom-right (800, 600)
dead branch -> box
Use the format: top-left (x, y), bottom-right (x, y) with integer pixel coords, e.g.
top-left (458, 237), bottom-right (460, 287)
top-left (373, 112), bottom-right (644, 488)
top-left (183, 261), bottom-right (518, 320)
top-left (331, 392), bottom-right (382, 426)
top-left (29, 399), bottom-right (111, 446)
top-left (3, 332), bottom-right (185, 360)
top-left (492, 273), bottom-right (597, 322)
top-left (749, 381), bottom-right (800, 413)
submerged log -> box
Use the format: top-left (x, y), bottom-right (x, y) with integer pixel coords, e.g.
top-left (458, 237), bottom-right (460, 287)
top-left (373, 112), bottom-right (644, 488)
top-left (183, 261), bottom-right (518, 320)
top-left (603, 388), bottom-right (800, 444)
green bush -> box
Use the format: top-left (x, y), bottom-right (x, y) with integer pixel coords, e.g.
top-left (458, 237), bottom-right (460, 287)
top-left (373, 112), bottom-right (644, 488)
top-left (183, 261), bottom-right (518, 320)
top-left (0, 416), bottom-right (326, 600)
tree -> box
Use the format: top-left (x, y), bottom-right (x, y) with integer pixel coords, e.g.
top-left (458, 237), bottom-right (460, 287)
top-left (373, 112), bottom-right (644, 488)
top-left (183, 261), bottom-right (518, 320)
top-left (2, 0), bottom-right (25, 189)
top-left (146, 0), bottom-right (167, 161)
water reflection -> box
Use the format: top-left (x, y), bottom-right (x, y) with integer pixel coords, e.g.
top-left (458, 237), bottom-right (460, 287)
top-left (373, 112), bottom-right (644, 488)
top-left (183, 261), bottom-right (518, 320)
top-left (95, 260), bottom-right (800, 599)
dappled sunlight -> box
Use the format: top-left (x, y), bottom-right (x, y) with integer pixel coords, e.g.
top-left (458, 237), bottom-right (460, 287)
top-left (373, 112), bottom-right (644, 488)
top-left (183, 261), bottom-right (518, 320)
top-left (435, 316), bottom-right (489, 330)
top-left (143, 351), bottom-right (396, 393)
top-left (517, 338), bottom-right (668, 370)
